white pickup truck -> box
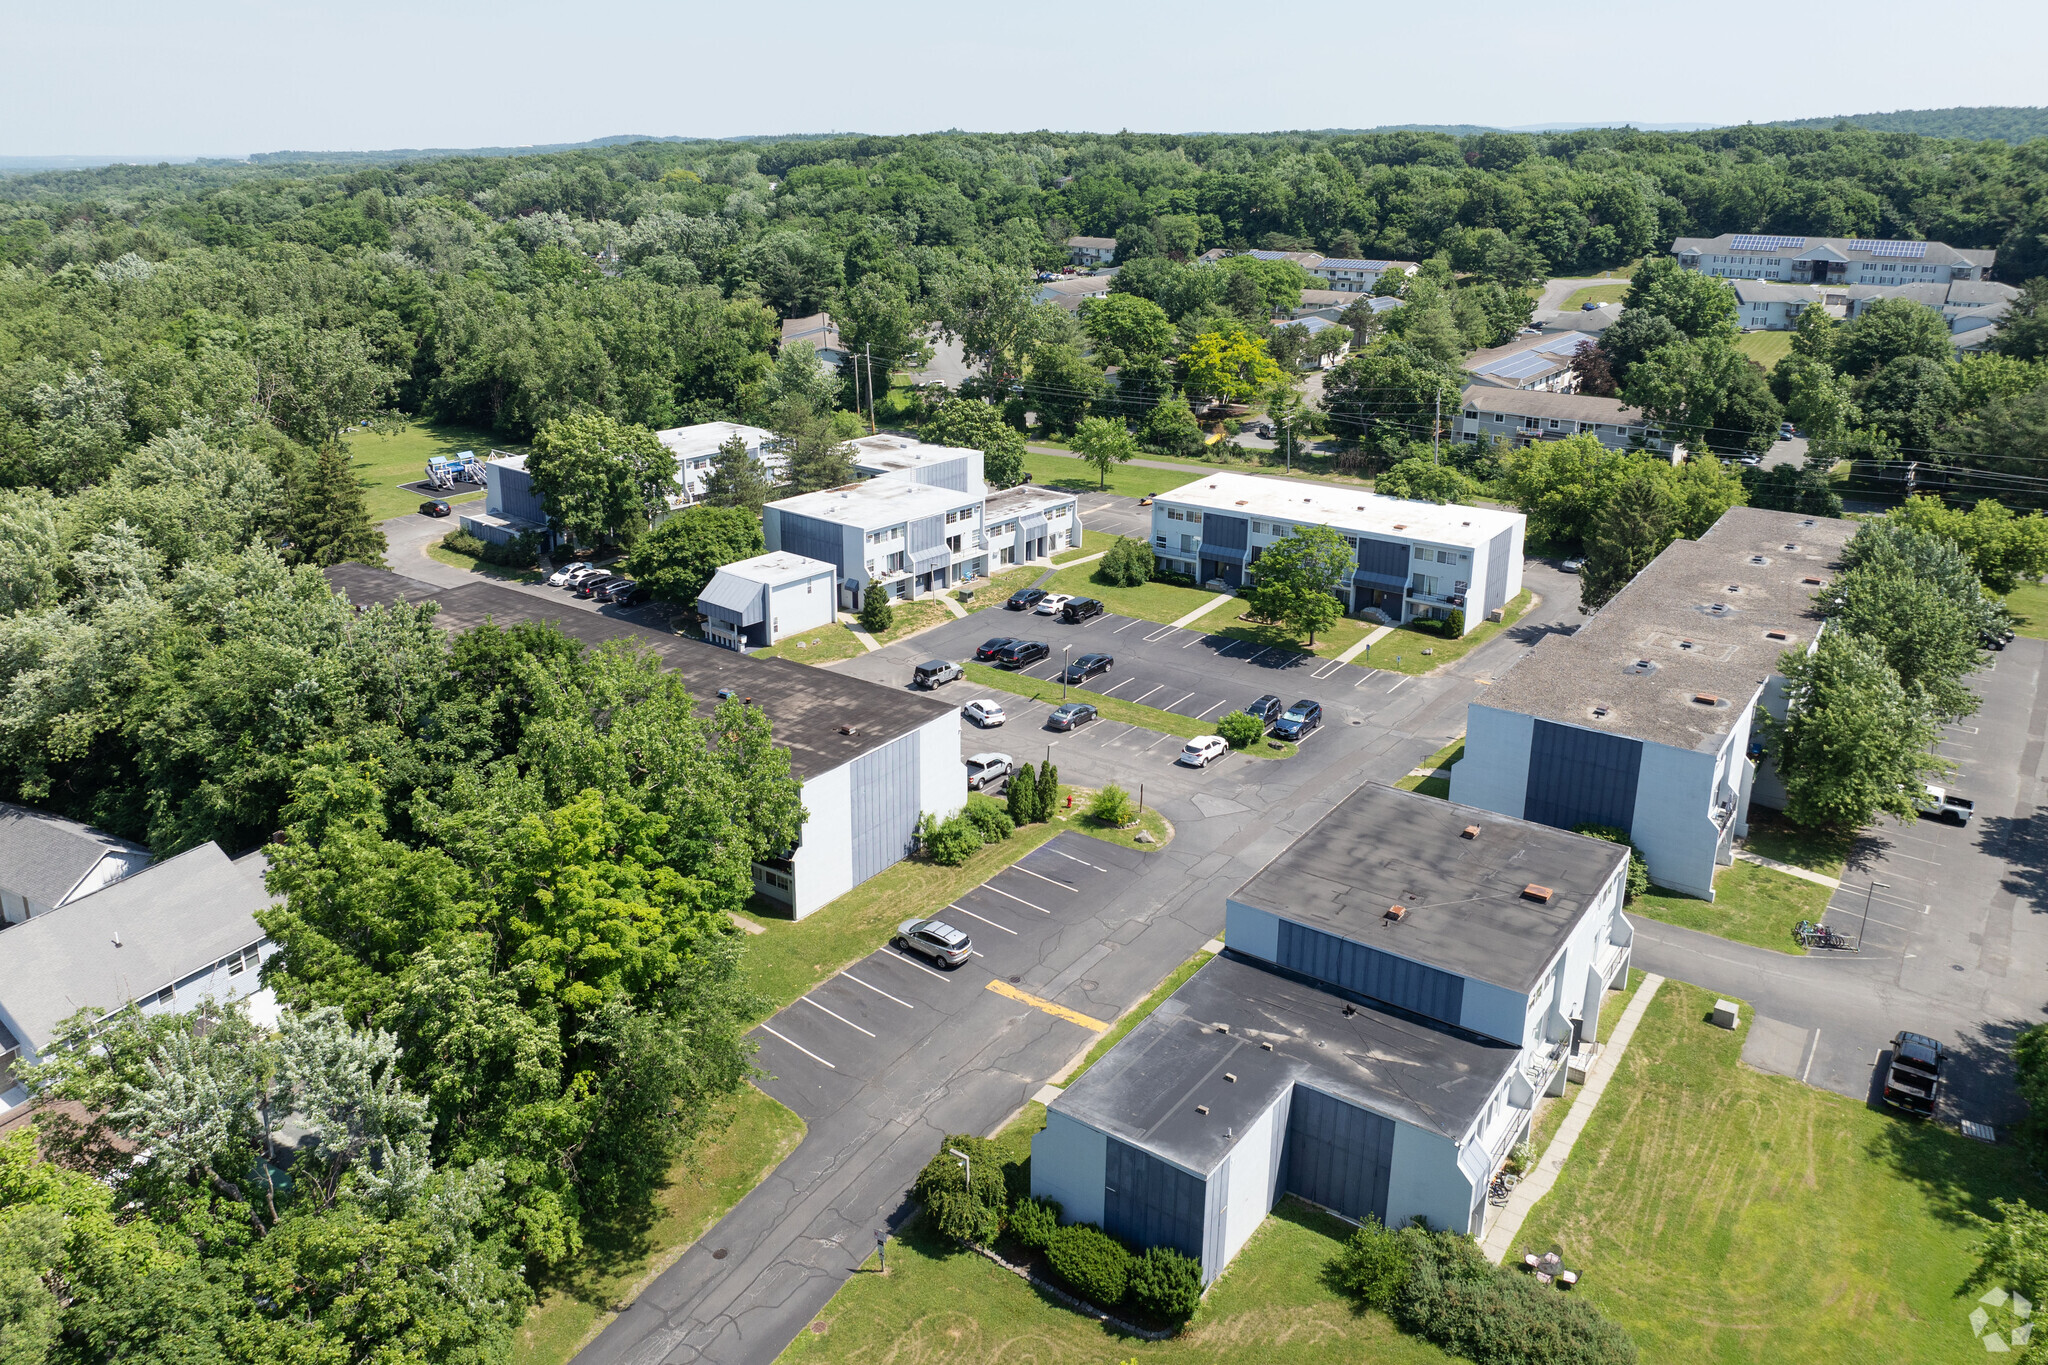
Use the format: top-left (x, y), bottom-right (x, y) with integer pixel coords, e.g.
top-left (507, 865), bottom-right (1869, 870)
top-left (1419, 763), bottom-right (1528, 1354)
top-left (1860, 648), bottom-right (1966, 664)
top-left (1917, 785), bottom-right (1975, 825)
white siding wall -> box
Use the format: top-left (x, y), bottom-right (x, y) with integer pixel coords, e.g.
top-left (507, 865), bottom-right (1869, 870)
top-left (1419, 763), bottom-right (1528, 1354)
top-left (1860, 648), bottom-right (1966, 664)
top-left (1456, 978), bottom-right (1529, 1045)
top-left (1031, 1109), bottom-right (1108, 1225)
top-left (1220, 1094), bottom-right (1289, 1268)
top-left (789, 764), bottom-right (853, 919)
top-left (915, 712), bottom-right (966, 825)
top-left (1626, 741), bottom-right (1722, 900)
top-left (1386, 1121), bottom-right (1475, 1234)
top-left (1447, 706), bottom-right (1535, 817)
top-left (766, 573), bottom-right (835, 643)
top-left (1223, 900), bottom-right (1279, 961)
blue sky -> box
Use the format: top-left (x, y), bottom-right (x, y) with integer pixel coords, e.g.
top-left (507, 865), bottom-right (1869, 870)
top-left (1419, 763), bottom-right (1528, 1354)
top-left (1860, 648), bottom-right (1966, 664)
top-left (7, 0), bottom-right (2047, 156)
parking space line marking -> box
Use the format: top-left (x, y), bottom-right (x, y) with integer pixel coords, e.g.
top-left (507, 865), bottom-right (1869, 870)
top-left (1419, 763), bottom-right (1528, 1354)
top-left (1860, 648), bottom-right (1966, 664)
top-left (1800, 1029), bottom-right (1820, 1084)
top-left (1046, 847), bottom-right (1110, 872)
top-left (1310, 659), bottom-right (1343, 680)
top-left (1388, 677), bottom-right (1411, 693)
top-left (1132, 685), bottom-right (1163, 704)
top-left (1009, 866), bottom-right (1076, 891)
top-left (946, 904), bottom-right (1019, 934)
top-left (1167, 691), bottom-right (1195, 710)
top-left (1147, 731), bottom-right (1176, 750)
top-left (1238, 646), bottom-right (1273, 666)
top-left (799, 995), bottom-right (877, 1036)
top-left (1099, 677), bottom-right (1133, 694)
top-left (880, 948), bottom-right (952, 980)
top-left (1142, 625), bottom-right (1177, 641)
top-left (982, 885), bottom-right (1052, 913)
top-left (1181, 632), bottom-right (1208, 649)
top-left (760, 1025), bottom-right (836, 1068)
top-left (1195, 699), bottom-right (1227, 719)
top-left (985, 979), bottom-right (1110, 1031)
top-left (841, 973), bottom-right (915, 1008)
top-left (1353, 670), bottom-right (1380, 687)
top-left (1114, 619), bottom-right (1145, 634)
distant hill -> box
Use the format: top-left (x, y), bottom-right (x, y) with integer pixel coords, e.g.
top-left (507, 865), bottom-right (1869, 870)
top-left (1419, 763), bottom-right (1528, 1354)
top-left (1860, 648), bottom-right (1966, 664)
top-left (1763, 106), bottom-right (2048, 143)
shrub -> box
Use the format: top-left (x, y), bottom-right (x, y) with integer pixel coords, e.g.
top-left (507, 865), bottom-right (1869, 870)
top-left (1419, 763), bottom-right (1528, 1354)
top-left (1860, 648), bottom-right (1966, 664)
top-left (440, 529), bottom-right (487, 557)
top-left (919, 812), bottom-right (981, 866)
top-left (860, 580), bottom-right (895, 634)
top-left (1330, 1215), bottom-right (1414, 1314)
top-left (962, 793), bottom-right (1015, 843)
top-left (1046, 1223), bottom-right (1132, 1306)
top-left (2017, 1024), bottom-right (2048, 1165)
top-left (1087, 784), bottom-right (1136, 827)
top-left (1504, 1141), bottom-right (1536, 1176)
top-left (1572, 824), bottom-right (1650, 901)
top-left (912, 1134), bottom-right (1009, 1245)
top-left (926, 1187), bottom-right (1001, 1245)
top-left (1127, 1245), bottom-right (1202, 1321)
top-left (1444, 607), bottom-right (1465, 638)
top-left (1008, 1196), bottom-right (1061, 1251)
top-left (1396, 1228), bottom-right (1637, 1365)
top-left (1006, 763), bottom-right (1039, 825)
top-left (1095, 536), bottom-right (1155, 587)
top-left (1040, 762), bottom-right (1060, 817)
top-left (1216, 710), bottom-right (1263, 750)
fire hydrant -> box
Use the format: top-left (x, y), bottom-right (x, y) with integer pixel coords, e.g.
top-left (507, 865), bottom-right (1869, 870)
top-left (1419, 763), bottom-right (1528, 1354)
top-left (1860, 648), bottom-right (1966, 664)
top-left (1066, 794), bottom-right (1073, 808)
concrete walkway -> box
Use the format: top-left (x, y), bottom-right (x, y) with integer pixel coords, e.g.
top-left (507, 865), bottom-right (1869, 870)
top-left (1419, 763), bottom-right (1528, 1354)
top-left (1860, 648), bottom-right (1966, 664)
top-left (1733, 849), bottom-right (1842, 889)
top-left (1168, 593), bottom-right (1235, 629)
top-left (1335, 623), bottom-right (1395, 664)
top-left (1481, 974), bottom-right (1665, 1265)
top-left (939, 594), bottom-right (968, 619)
top-left (837, 612), bottom-right (882, 653)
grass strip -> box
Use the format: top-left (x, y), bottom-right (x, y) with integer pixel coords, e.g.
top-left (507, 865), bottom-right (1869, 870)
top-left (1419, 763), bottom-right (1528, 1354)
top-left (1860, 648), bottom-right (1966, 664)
top-left (960, 662), bottom-right (1296, 757)
top-left (1528, 967), bottom-right (1647, 1155)
top-left (1629, 859), bottom-right (1830, 955)
top-left (1064, 946), bottom-right (1216, 1083)
top-left (1369, 589), bottom-right (1534, 675)
top-left (1395, 739), bottom-right (1464, 798)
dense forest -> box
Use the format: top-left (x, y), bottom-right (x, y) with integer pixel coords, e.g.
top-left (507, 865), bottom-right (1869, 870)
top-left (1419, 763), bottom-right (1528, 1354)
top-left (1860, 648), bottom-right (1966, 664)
top-left (1766, 106), bottom-right (2048, 144)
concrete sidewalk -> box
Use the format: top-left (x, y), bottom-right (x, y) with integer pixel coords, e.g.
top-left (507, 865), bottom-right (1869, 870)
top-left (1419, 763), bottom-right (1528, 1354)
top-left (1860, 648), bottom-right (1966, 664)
top-left (1481, 974), bottom-right (1664, 1264)
top-left (1169, 593), bottom-right (1235, 629)
top-left (1335, 624), bottom-right (1394, 665)
top-left (1733, 849), bottom-right (1842, 889)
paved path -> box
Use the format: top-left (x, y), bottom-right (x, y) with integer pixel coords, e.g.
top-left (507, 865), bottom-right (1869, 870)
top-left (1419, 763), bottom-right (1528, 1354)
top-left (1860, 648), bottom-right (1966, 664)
top-left (1535, 276), bottom-right (1623, 313)
top-left (836, 612), bottom-right (881, 652)
top-left (1481, 976), bottom-right (1664, 1264)
top-left (1733, 849), bottom-right (1842, 889)
top-left (1168, 593), bottom-right (1235, 629)
top-left (1335, 623), bottom-right (1394, 664)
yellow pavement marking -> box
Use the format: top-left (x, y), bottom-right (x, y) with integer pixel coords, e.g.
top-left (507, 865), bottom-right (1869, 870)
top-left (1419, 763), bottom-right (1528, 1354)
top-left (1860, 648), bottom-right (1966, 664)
top-left (986, 979), bottom-right (1110, 1031)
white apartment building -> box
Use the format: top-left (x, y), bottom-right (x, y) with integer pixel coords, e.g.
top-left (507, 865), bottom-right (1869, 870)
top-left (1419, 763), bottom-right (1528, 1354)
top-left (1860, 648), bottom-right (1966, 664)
top-left (696, 552), bottom-right (839, 651)
top-left (1066, 236), bottom-right (1117, 266)
top-left (1671, 233), bottom-right (1994, 285)
top-left (1147, 472), bottom-right (1524, 634)
top-left (1456, 387), bottom-right (1670, 455)
top-left (1306, 256), bottom-right (1420, 293)
top-left (657, 421), bottom-right (780, 506)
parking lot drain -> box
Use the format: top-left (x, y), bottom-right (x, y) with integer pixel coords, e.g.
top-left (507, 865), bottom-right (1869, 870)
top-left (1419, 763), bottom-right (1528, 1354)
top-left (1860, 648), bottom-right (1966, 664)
top-left (1009, 975), bottom-right (1021, 983)
top-left (1082, 980), bottom-right (1099, 991)
top-left (712, 1248), bottom-right (728, 1260)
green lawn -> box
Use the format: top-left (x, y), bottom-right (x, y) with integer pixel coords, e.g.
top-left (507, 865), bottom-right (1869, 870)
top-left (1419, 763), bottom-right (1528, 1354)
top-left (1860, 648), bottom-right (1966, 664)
top-left (1395, 740), bottom-right (1463, 799)
top-left (1022, 450), bottom-right (1207, 499)
top-left (964, 564), bottom-right (1043, 611)
top-left (868, 599), bottom-right (954, 647)
top-left (959, 661), bottom-right (1296, 758)
top-left (1369, 589), bottom-right (1534, 675)
top-left (1050, 528), bottom-right (1100, 563)
top-left (1529, 968), bottom-right (1647, 1156)
top-left (1067, 798), bottom-right (1175, 853)
top-left (1212, 607), bottom-right (1375, 660)
top-left (1559, 282), bottom-right (1628, 310)
top-left (1516, 978), bottom-right (2048, 1365)
top-left (343, 416), bottom-right (511, 521)
top-left (1631, 858), bottom-right (1831, 954)
top-left (1740, 810), bottom-right (1855, 878)
top-left (1732, 330), bottom-right (1795, 368)
top-left (1042, 562), bottom-right (1221, 625)
top-left (2004, 581), bottom-right (2048, 641)
top-left (513, 1085), bottom-right (805, 1365)
top-left (425, 539), bottom-right (545, 584)
top-left (752, 625), bottom-right (868, 665)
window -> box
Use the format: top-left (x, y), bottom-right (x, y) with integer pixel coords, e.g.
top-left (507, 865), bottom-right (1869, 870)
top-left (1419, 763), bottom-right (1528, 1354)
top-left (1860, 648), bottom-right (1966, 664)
top-left (1464, 409), bottom-right (1478, 420)
top-left (1548, 418), bottom-right (1560, 429)
top-left (1493, 412), bottom-right (1505, 422)
top-left (1413, 546), bottom-right (1431, 561)
top-left (1251, 520), bottom-right (1266, 534)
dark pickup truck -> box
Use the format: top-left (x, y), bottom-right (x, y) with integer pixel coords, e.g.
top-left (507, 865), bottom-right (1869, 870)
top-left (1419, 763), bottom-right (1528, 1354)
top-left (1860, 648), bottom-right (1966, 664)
top-left (1881, 1031), bottom-right (1945, 1116)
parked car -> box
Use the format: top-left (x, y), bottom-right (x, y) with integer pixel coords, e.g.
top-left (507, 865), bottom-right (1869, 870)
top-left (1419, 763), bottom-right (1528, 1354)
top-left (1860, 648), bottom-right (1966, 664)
top-left (1982, 626), bottom-right (2016, 651)
top-left (1916, 784), bottom-right (1975, 825)
top-left (1738, 452), bottom-right (1762, 466)
top-left (1046, 702), bottom-right (1098, 731)
top-left (964, 752), bottom-right (1012, 790)
top-left (564, 565), bottom-right (610, 589)
top-left (419, 499), bottom-right (451, 518)
top-left (913, 659), bottom-right (962, 689)
top-left (1034, 593), bottom-right (1073, 617)
top-left (1560, 559), bottom-right (1584, 574)
top-left (1061, 652), bottom-right (1113, 684)
top-left (576, 575), bottom-right (629, 599)
top-left (894, 917), bottom-right (972, 969)
top-left (594, 579), bottom-right (640, 603)
top-left (974, 636), bottom-right (1019, 663)
top-left (1180, 735), bottom-right (1229, 768)
top-left (1779, 421), bottom-right (1797, 440)
top-left (962, 699), bottom-right (1006, 727)
top-left (993, 640), bottom-right (1050, 669)
top-left (1007, 588), bottom-right (1047, 611)
top-left (1061, 596), bottom-right (1105, 624)
top-left (609, 583), bottom-right (651, 607)
top-left (547, 561), bottom-right (594, 587)
top-left (1271, 699), bottom-right (1322, 741)
top-left (1881, 1031), bottom-right (1945, 1115)
top-left (1242, 694), bottom-right (1284, 729)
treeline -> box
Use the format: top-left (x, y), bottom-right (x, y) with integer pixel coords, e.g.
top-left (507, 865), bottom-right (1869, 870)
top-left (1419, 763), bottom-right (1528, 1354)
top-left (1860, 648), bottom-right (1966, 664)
top-left (1765, 106), bottom-right (2048, 144)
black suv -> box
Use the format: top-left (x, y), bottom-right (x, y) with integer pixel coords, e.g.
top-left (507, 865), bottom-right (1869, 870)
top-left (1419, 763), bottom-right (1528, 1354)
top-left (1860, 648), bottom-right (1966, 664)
top-left (1881, 1031), bottom-right (1945, 1115)
top-left (1271, 699), bottom-right (1323, 741)
top-left (1061, 596), bottom-right (1105, 623)
top-left (975, 637), bottom-right (1018, 663)
top-left (993, 639), bottom-right (1050, 669)
top-left (1061, 653), bottom-right (1113, 684)
top-left (1007, 588), bottom-right (1047, 611)
top-left (1243, 694), bottom-right (1284, 729)
top-left (576, 575), bottom-right (629, 599)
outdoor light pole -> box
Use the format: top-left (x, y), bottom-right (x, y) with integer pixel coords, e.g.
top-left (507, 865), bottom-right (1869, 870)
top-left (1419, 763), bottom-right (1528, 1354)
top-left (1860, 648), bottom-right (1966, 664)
top-left (948, 1146), bottom-right (972, 1209)
top-left (1857, 881), bottom-right (1888, 952)
top-left (1061, 644), bottom-right (1071, 702)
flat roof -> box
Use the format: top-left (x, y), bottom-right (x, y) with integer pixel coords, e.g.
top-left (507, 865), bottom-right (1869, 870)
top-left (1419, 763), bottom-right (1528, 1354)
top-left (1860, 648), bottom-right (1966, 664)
top-left (323, 567), bottom-right (954, 781)
top-left (768, 477), bottom-right (972, 526)
top-left (708, 551), bottom-right (837, 587)
top-left (1232, 783), bottom-right (1624, 993)
top-left (1152, 472), bottom-right (1521, 547)
top-left (655, 421), bottom-right (775, 461)
top-left (1671, 233), bottom-right (1993, 268)
top-left (984, 484), bottom-right (1077, 518)
top-left (1051, 953), bottom-right (1519, 1174)
top-left (0, 844), bottom-right (272, 1054)
top-left (848, 434), bottom-right (981, 477)
top-left (1479, 506), bottom-right (1854, 751)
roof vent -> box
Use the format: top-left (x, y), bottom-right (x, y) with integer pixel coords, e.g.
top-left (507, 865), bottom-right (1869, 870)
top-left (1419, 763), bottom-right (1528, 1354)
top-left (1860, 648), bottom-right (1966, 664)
top-left (1626, 659), bottom-right (1657, 675)
top-left (1386, 904), bottom-right (1408, 921)
top-left (1235, 500), bottom-right (1248, 506)
top-left (1214, 1022), bottom-right (1230, 1033)
top-left (1393, 524), bottom-right (1407, 530)
top-left (1592, 705), bottom-right (1610, 718)
top-left (1765, 630), bottom-right (1789, 641)
top-left (1750, 555), bottom-right (1769, 566)
top-left (839, 724), bottom-right (859, 735)
top-left (1726, 585), bottom-right (1741, 594)
top-left (1706, 603), bottom-right (1729, 615)
top-left (1801, 519), bottom-right (1816, 527)
top-left (1678, 639), bottom-right (1697, 649)
top-left (1803, 576), bottom-right (1825, 585)
top-left (1196, 1104), bottom-right (1210, 1115)
top-left (1462, 825), bottom-right (1481, 839)
top-left (1260, 1041), bottom-right (1274, 1051)
top-left (1224, 1072), bottom-right (1238, 1082)
top-left (1783, 542), bottom-right (1799, 551)
top-left (1523, 884), bottom-right (1554, 903)
top-left (1694, 693), bottom-right (1720, 706)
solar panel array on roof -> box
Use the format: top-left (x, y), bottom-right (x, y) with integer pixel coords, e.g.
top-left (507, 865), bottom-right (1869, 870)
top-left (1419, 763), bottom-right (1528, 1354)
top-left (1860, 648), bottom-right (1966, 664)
top-left (1858, 240), bottom-right (1929, 258)
top-left (1728, 234), bottom-right (1807, 253)
top-left (1474, 349), bottom-right (1565, 380)
top-left (1318, 258), bottom-right (1392, 270)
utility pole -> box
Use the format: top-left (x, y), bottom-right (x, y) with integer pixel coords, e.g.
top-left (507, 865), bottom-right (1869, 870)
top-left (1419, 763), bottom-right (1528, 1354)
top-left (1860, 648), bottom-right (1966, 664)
top-left (865, 345), bottom-right (877, 435)
top-left (1061, 644), bottom-right (1072, 702)
top-left (1433, 390), bottom-right (1441, 464)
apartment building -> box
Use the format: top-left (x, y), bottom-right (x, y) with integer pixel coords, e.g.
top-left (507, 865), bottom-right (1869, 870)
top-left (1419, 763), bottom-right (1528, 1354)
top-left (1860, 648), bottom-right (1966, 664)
top-left (1671, 233), bottom-right (1994, 285)
top-left (1031, 783), bottom-right (1633, 1282)
top-left (1146, 472), bottom-right (1523, 633)
top-left (1455, 388), bottom-right (1669, 455)
top-left (1065, 236), bottom-right (1117, 266)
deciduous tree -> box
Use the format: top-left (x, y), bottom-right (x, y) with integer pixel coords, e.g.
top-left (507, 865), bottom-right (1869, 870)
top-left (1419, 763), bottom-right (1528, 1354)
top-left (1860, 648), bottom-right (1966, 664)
top-left (1764, 628), bottom-right (1945, 830)
top-left (1070, 415), bottom-right (1137, 489)
top-left (1249, 524), bottom-right (1350, 645)
top-left (626, 503), bottom-right (764, 607)
top-left (1579, 475), bottom-right (1673, 611)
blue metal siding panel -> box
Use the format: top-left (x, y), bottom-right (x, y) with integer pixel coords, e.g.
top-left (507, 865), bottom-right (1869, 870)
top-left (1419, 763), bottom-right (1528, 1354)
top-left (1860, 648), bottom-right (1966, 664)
top-left (774, 512), bottom-right (849, 575)
top-left (1103, 1138), bottom-right (1205, 1261)
top-left (1274, 920), bottom-right (1465, 1026)
top-left (1523, 719), bottom-right (1643, 833)
top-left (1283, 1086), bottom-right (1394, 1224)
top-left (908, 515), bottom-right (946, 553)
top-left (848, 730), bottom-right (920, 884)
top-left (1202, 514), bottom-right (1249, 552)
top-left (1484, 529), bottom-right (1511, 617)
top-left (929, 461), bottom-right (969, 493)
top-left (490, 465), bottom-right (547, 524)
top-left (1355, 536), bottom-right (1409, 580)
